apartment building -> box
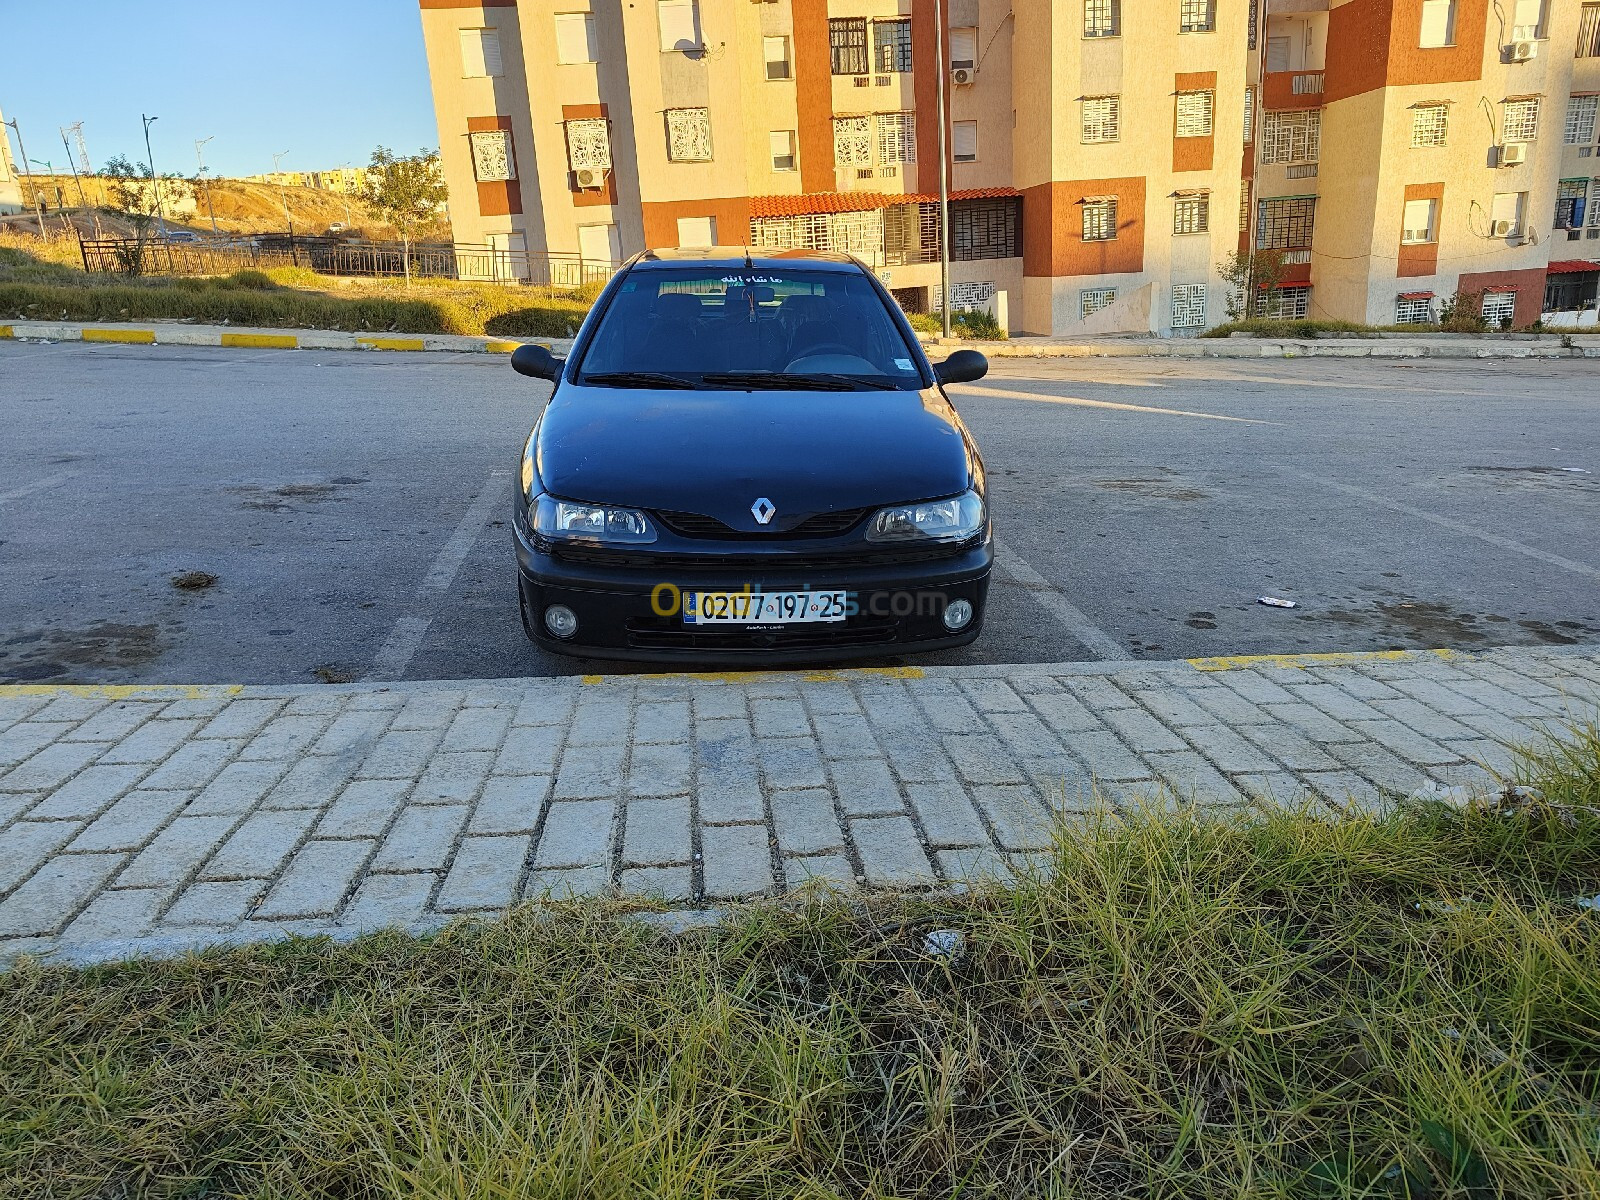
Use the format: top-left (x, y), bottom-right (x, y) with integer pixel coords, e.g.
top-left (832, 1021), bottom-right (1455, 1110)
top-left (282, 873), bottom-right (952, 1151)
top-left (0, 107), bottom-right (24, 216)
top-left (419, 0), bottom-right (1600, 335)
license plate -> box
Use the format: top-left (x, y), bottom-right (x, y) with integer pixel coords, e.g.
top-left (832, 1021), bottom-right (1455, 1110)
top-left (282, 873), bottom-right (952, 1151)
top-left (684, 590), bottom-right (848, 625)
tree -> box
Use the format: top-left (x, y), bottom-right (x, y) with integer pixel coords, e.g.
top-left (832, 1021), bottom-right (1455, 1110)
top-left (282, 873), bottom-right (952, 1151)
top-left (1218, 248), bottom-right (1288, 322)
top-left (360, 147), bottom-right (448, 285)
top-left (101, 154), bottom-right (161, 275)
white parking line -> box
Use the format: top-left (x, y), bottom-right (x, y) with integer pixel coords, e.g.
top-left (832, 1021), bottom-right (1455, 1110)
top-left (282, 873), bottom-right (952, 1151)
top-left (1290, 470), bottom-right (1600, 582)
top-left (364, 469), bottom-right (511, 682)
top-left (0, 470), bottom-right (78, 506)
top-left (992, 537), bottom-right (1125, 660)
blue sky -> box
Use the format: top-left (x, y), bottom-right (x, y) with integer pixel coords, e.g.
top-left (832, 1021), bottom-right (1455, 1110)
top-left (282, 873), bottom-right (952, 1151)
top-left (2, 0), bottom-right (440, 179)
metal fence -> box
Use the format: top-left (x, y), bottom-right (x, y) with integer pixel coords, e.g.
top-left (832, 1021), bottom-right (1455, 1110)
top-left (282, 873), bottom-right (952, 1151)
top-left (78, 236), bottom-right (617, 290)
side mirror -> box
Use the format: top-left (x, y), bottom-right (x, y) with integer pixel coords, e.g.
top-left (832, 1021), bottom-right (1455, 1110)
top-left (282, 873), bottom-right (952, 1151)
top-left (934, 349), bottom-right (988, 386)
top-left (511, 343), bottom-right (565, 381)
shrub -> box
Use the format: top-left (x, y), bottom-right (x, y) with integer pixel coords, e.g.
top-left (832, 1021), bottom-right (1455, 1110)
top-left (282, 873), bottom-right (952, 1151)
top-left (906, 308), bottom-right (1006, 339)
top-left (1439, 289), bottom-right (1489, 333)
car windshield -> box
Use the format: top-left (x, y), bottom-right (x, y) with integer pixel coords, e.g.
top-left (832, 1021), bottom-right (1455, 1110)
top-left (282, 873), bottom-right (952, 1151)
top-left (576, 266), bottom-right (926, 391)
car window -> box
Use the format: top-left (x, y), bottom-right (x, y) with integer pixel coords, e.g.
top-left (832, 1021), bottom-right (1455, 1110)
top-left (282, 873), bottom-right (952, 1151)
top-left (577, 267), bottom-right (925, 390)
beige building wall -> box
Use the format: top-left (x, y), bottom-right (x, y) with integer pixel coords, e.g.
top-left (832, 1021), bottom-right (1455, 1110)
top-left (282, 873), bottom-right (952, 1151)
top-left (0, 107), bottom-right (24, 216)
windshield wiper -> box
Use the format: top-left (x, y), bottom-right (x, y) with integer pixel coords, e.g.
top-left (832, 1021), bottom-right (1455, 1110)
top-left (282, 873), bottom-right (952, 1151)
top-left (580, 371), bottom-right (698, 390)
top-left (700, 371), bottom-right (877, 392)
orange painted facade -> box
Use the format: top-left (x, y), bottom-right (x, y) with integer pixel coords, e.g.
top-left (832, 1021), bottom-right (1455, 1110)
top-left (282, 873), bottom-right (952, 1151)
top-left (1021, 178), bottom-right (1146, 280)
top-left (1396, 183), bottom-right (1445, 278)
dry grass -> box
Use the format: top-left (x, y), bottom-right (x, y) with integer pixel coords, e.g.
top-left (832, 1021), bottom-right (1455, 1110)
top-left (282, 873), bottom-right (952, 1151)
top-left (3, 728), bottom-right (1599, 1199)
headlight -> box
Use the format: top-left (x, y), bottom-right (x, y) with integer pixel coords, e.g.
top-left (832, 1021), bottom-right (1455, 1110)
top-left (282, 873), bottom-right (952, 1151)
top-left (865, 490), bottom-right (985, 542)
top-left (533, 496), bottom-right (657, 543)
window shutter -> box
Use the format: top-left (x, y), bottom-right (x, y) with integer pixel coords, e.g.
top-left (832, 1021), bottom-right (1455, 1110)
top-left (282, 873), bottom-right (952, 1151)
top-left (953, 121), bottom-right (978, 162)
top-left (950, 27), bottom-right (977, 68)
top-left (1420, 0), bottom-right (1455, 47)
top-left (1402, 198), bottom-right (1434, 242)
top-left (659, 0), bottom-right (700, 52)
top-left (555, 15), bottom-right (595, 65)
top-left (480, 29), bottom-right (503, 75)
top-left (459, 28), bottom-right (487, 76)
top-left (1175, 91), bottom-right (1214, 138)
top-left (1265, 36), bottom-right (1290, 72)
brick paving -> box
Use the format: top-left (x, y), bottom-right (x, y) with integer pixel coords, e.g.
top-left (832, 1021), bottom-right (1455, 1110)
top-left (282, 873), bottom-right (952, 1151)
top-left (1, 645), bottom-right (1598, 965)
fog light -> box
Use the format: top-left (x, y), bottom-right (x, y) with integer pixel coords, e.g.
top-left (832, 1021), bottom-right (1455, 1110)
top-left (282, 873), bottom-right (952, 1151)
top-left (943, 599), bottom-right (974, 631)
top-left (544, 604), bottom-right (579, 639)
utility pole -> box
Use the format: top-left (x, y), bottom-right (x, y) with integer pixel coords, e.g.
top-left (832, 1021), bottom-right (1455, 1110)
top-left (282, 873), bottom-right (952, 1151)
top-left (340, 161), bottom-right (353, 227)
top-left (141, 113), bottom-right (168, 237)
top-left (4, 118), bottom-right (50, 238)
top-left (272, 150), bottom-right (295, 239)
top-left (195, 136), bottom-right (219, 236)
top-left (64, 122), bottom-right (102, 239)
top-left (59, 126), bottom-right (89, 213)
top-left (934, 0), bottom-right (951, 339)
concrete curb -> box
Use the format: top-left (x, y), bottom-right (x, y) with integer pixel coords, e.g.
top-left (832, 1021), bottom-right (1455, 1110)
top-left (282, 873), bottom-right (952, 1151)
top-left (0, 320), bottom-right (577, 356)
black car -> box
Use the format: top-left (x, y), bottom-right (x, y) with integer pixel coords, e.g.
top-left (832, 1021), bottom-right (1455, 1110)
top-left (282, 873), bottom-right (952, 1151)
top-left (510, 247), bottom-right (992, 663)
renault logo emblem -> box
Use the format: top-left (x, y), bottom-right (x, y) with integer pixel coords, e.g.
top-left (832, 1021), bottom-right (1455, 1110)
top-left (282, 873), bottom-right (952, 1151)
top-left (751, 497), bottom-right (777, 525)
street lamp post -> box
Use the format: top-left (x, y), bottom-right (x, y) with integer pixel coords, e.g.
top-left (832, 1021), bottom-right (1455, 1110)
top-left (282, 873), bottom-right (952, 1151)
top-left (141, 113), bottom-right (168, 237)
top-left (272, 151), bottom-right (296, 255)
top-left (4, 118), bottom-right (50, 238)
top-left (195, 136), bottom-right (219, 236)
top-left (933, 0), bottom-right (952, 339)
top-left (59, 127), bottom-right (90, 216)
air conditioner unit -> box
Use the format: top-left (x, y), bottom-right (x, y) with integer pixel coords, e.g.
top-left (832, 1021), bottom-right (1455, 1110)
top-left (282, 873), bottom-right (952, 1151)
top-left (1498, 142), bottom-right (1528, 166)
top-left (573, 167), bottom-right (605, 189)
top-left (1491, 218), bottom-right (1518, 237)
top-left (1510, 39), bottom-right (1537, 61)
top-left (951, 66), bottom-right (977, 86)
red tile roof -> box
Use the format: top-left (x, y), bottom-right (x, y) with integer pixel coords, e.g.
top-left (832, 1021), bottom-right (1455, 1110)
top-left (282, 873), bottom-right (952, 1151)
top-left (749, 187), bottom-right (1019, 218)
top-left (1546, 259), bottom-right (1600, 274)
top-left (1397, 291), bottom-right (1434, 300)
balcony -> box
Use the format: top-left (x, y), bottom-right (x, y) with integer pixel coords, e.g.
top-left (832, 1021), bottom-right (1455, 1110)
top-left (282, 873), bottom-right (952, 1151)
top-left (1263, 70), bottom-right (1324, 110)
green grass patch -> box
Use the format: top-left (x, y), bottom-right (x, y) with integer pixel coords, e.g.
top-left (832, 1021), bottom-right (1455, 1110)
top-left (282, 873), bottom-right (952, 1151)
top-left (5, 729), bottom-right (1600, 1198)
top-left (909, 308), bottom-right (1007, 340)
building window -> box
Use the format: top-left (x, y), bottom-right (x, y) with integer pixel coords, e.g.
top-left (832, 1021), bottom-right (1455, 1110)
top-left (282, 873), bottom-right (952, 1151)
top-left (460, 28), bottom-right (504, 77)
top-left (1491, 190), bottom-right (1527, 236)
top-left (564, 117), bottom-right (611, 171)
top-left (874, 18), bottom-right (912, 73)
top-left (1081, 95), bottom-right (1120, 142)
top-left (1502, 98), bottom-right (1540, 142)
top-left (1174, 192), bottom-right (1210, 234)
top-left (676, 215), bottom-right (716, 247)
top-left (1411, 103), bottom-right (1449, 147)
top-left (1566, 95), bottom-right (1598, 144)
top-left (953, 121), bottom-right (978, 163)
top-left (950, 27), bottom-right (978, 68)
top-left (1082, 198), bottom-right (1117, 241)
top-left (1171, 284), bottom-right (1208, 328)
top-left (937, 281), bottom-right (994, 312)
top-left (1248, 0), bottom-right (1259, 48)
top-left (1239, 180), bottom-right (1251, 232)
top-left (1081, 287), bottom-right (1117, 317)
top-left (751, 209), bottom-right (884, 255)
top-left (1256, 196), bottom-right (1316, 248)
top-left (553, 14), bottom-right (596, 65)
top-left (1265, 35), bottom-right (1291, 72)
top-left (1085, 0), bottom-right (1120, 37)
top-left (1402, 197), bottom-right (1438, 243)
top-left (470, 130), bottom-right (516, 181)
top-left (1581, 4), bottom-right (1600, 56)
top-left (1244, 86), bottom-right (1255, 143)
top-left (1481, 290), bottom-right (1516, 328)
top-left (1179, 0), bottom-right (1215, 33)
top-left (1556, 178), bottom-right (1588, 228)
top-left (833, 115), bottom-right (872, 166)
top-left (950, 198), bottom-right (1019, 259)
top-left (830, 18), bottom-right (868, 74)
top-left (1261, 109), bottom-right (1320, 163)
top-left (1511, 0), bottom-right (1546, 40)
top-left (1261, 285), bottom-right (1310, 319)
top-left (769, 130), bottom-right (796, 172)
top-left (1396, 295), bottom-right (1434, 323)
top-left (1175, 90), bottom-right (1215, 137)
top-left (665, 108), bottom-right (712, 162)
top-left (763, 35), bottom-right (790, 80)
top-left (876, 112), bottom-right (917, 165)
top-left (658, 0), bottom-right (701, 51)
top-left (1420, 0), bottom-right (1456, 47)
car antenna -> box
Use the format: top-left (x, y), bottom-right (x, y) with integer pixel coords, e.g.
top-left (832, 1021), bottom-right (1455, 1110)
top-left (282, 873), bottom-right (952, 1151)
top-left (744, 248), bottom-right (753, 269)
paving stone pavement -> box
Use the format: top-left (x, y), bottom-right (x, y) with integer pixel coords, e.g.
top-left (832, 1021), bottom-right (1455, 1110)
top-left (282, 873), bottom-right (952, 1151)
top-left (2, 645), bottom-right (1598, 966)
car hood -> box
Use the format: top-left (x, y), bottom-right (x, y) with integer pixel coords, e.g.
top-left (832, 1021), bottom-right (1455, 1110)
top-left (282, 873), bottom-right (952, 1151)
top-left (536, 384), bottom-right (975, 529)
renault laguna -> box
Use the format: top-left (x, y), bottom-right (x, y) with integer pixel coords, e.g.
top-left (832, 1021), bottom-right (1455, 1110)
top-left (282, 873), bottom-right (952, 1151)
top-left (510, 247), bottom-right (991, 662)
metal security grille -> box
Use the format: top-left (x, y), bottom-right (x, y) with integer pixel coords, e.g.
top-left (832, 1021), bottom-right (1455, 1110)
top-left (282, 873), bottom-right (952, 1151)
top-left (1081, 287), bottom-right (1117, 318)
top-left (1257, 285), bottom-right (1310, 319)
top-left (1557, 178), bottom-right (1589, 228)
top-left (1502, 98), bottom-right (1540, 143)
top-left (1171, 284), bottom-right (1207, 328)
top-left (876, 112), bottom-right (916, 164)
top-left (469, 131), bottom-right (515, 181)
top-left (1175, 91), bottom-right (1214, 137)
top-left (1411, 104), bottom-right (1449, 147)
top-left (664, 109), bottom-right (712, 162)
top-left (1173, 193), bottom-right (1209, 234)
top-left (1566, 95), bottom-right (1598, 145)
top-left (1082, 96), bottom-right (1120, 142)
top-left (873, 19), bottom-right (911, 72)
top-left (1244, 87), bottom-right (1255, 143)
top-left (1579, 3), bottom-right (1600, 55)
top-left (1179, 0), bottom-right (1215, 32)
top-left (1395, 296), bottom-right (1433, 324)
top-left (1248, 0), bottom-right (1258, 48)
top-left (1481, 291), bottom-right (1516, 327)
top-left (1083, 199), bottom-right (1117, 241)
top-left (935, 281), bottom-right (994, 312)
top-left (1085, 0), bottom-right (1119, 37)
top-left (830, 18), bottom-right (868, 75)
top-left (1239, 180), bottom-right (1251, 232)
top-left (1262, 110), bottom-right (1320, 163)
top-left (749, 208), bottom-right (884, 256)
top-left (1256, 196), bottom-right (1316, 248)
top-left (832, 116), bottom-right (872, 166)
top-left (564, 119), bottom-right (611, 170)
top-left (952, 198), bottom-right (1019, 260)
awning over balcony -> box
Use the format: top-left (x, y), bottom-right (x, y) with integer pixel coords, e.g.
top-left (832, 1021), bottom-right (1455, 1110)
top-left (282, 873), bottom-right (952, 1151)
top-left (1547, 259), bottom-right (1600, 274)
top-left (1397, 291), bottom-right (1434, 300)
top-left (748, 187), bottom-right (1019, 218)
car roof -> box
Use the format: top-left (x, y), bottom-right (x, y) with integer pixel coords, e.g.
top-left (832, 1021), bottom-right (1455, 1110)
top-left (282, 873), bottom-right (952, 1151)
top-left (629, 247), bottom-right (865, 274)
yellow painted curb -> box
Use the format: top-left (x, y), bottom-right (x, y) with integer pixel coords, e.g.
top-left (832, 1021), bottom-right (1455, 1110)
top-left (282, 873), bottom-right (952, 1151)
top-left (83, 328), bottom-right (156, 344)
top-left (0, 683), bottom-right (245, 699)
top-left (222, 332), bottom-right (298, 350)
top-left (358, 337), bottom-right (426, 352)
top-left (0, 326), bottom-right (13, 339)
top-left (580, 665), bottom-right (925, 685)
top-left (1187, 648), bottom-right (1456, 672)
top-left (484, 340), bottom-right (521, 354)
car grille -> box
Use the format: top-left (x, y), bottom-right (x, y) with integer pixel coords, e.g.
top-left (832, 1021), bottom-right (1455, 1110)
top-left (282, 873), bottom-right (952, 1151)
top-left (625, 617), bottom-right (900, 651)
top-left (653, 507), bottom-right (871, 540)
top-left (550, 539), bottom-right (974, 572)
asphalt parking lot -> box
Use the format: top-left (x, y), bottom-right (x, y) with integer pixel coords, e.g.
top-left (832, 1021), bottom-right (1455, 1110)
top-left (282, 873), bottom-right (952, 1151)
top-left (2, 340), bottom-right (1598, 684)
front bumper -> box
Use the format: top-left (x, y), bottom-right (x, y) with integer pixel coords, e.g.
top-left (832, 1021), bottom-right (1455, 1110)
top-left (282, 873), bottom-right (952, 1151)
top-left (515, 523), bottom-right (991, 663)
